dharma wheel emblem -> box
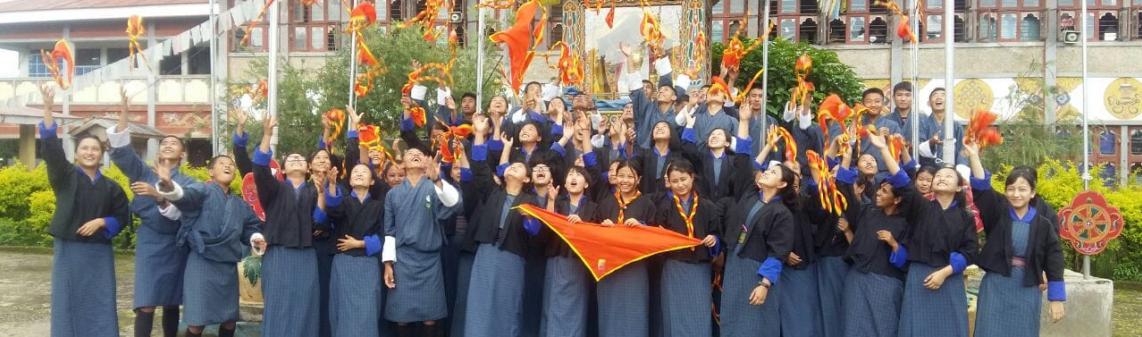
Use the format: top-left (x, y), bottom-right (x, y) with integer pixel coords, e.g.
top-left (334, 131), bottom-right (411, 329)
top-left (1057, 191), bottom-right (1124, 255)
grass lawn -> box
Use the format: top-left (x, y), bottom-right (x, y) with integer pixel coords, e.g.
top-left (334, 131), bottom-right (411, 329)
top-left (1115, 282), bottom-right (1142, 337)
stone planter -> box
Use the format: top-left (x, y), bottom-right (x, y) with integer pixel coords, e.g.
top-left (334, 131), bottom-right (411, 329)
top-left (237, 258), bottom-right (264, 322)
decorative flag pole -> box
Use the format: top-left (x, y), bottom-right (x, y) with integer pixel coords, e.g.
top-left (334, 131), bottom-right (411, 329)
top-left (348, 0), bottom-right (359, 111)
top-left (941, 0), bottom-right (955, 166)
top-left (909, 0), bottom-right (920, 161)
top-left (1080, 0), bottom-right (1092, 278)
top-left (209, 0), bottom-right (220, 155)
top-left (760, 0), bottom-right (771, 132)
top-left (477, 6), bottom-right (486, 114)
top-left (268, 0), bottom-right (281, 150)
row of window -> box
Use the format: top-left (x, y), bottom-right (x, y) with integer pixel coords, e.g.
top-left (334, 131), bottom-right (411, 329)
top-left (28, 46), bottom-right (211, 77)
top-left (1097, 129), bottom-right (1142, 156)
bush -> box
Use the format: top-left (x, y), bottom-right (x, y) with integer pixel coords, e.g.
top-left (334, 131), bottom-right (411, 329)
top-left (711, 38), bottom-right (865, 118)
top-left (991, 159), bottom-right (1142, 280)
top-left (0, 162), bottom-right (243, 250)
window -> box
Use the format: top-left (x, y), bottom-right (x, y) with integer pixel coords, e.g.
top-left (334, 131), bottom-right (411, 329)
top-left (159, 54), bottom-right (181, 75)
top-left (27, 54), bottom-right (50, 77)
top-left (1132, 130), bottom-right (1142, 155)
top-left (187, 46), bottom-right (211, 75)
top-left (1001, 13), bottom-right (1018, 39)
top-left (712, 19), bottom-right (725, 42)
top-left (800, 18), bottom-right (819, 42)
top-left (869, 17), bottom-right (889, 43)
top-left (851, 17), bottom-right (867, 41)
top-left (107, 48), bottom-right (130, 63)
top-left (829, 18), bottom-right (847, 42)
top-left (1021, 14), bottom-right (1041, 40)
top-left (980, 14), bottom-right (998, 41)
top-left (1099, 130), bottom-right (1117, 155)
top-left (1098, 12), bottom-right (1119, 40)
top-left (1137, 12), bottom-right (1142, 38)
top-left (75, 48), bottom-right (100, 75)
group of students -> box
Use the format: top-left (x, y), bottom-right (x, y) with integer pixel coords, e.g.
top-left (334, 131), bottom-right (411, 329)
top-left (42, 51), bottom-right (1068, 337)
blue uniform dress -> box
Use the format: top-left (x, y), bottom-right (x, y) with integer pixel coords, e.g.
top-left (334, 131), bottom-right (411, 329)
top-left (107, 128), bottom-right (193, 310)
top-left (168, 181), bottom-right (262, 326)
top-left (594, 193), bottom-right (657, 337)
top-left (40, 122), bottom-right (131, 337)
top-left (251, 147), bottom-right (324, 337)
top-left (719, 193), bottom-right (793, 337)
top-left (652, 193), bottom-right (721, 337)
top-left (974, 216), bottom-right (1038, 337)
top-left (384, 178), bottom-right (461, 323)
top-left (324, 189), bottom-right (386, 337)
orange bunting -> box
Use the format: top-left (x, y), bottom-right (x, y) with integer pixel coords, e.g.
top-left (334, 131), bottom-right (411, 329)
top-left (348, 2), bottom-right (378, 33)
top-left (324, 108), bottom-right (346, 147)
top-left (638, 6), bottom-right (666, 53)
top-left (605, 0), bottom-right (616, 28)
top-left (477, 0), bottom-right (517, 9)
top-left (775, 127), bottom-right (798, 162)
top-left (708, 76), bottom-right (730, 99)
top-left (733, 68), bottom-right (765, 104)
top-left (359, 124), bottom-right (395, 161)
top-left (876, 0), bottom-right (919, 44)
top-left (434, 123), bottom-right (474, 163)
top-left (399, 0), bottom-right (446, 42)
top-left (552, 42), bottom-right (586, 86)
top-left (125, 16), bottom-right (152, 71)
top-left (720, 11), bottom-right (770, 72)
top-left (409, 106), bottom-right (427, 127)
top-left (790, 54), bottom-right (815, 109)
top-left (806, 150), bottom-right (847, 216)
top-left (347, 2), bottom-right (385, 98)
top-left (965, 109), bottom-right (1004, 149)
top-left (40, 39), bottom-right (74, 90)
top-left (888, 134), bottom-right (906, 160)
top-left (515, 204), bottom-right (702, 281)
top-left (816, 94), bottom-right (852, 142)
top-left (489, 0), bottom-right (547, 95)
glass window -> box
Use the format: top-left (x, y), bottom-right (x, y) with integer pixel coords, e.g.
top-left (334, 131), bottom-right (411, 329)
top-left (311, 27), bottom-right (324, 50)
top-left (782, 0), bottom-right (797, 13)
top-left (1100, 131), bottom-right (1117, 155)
top-left (1087, 12), bottom-right (1096, 39)
top-left (1021, 14), bottom-right (1041, 40)
top-left (712, 20), bottom-right (725, 42)
top-left (829, 18), bottom-right (847, 42)
top-left (981, 0), bottom-right (996, 7)
top-left (295, 27), bottom-right (308, 49)
top-left (188, 46), bottom-right (210, 74)
top-left (327, 0), bottom-right (342, 22)
top-left (929, 0), bottom-right (944, 8)
top-left (1105, 0), bottom-right (1117, 5)
top-left (1002, 0), bottom-right (1017, 7)
top-left (1001, 13), bottom-right (1018, 39)
top-left (159, 54), bottom-right (181, 75)
top-left (780, 19), bottom-right (797, 40)
top-left (27, 54), bottom-right (49, 77)
top-left (1098, 13), bottom-right (1119, 40)
top-left (251, 27), bottom-right (265, 49)
top-left (1024, 0), bottom-right (1041, 6)
top-left (1059, 0), bottom-right (1074, 6)
top-left (851, 0), bottom-right (867, 11)
top-left (870, 17), bottom-right (888, 42)
top-left (980, 15), bottom-right (997, 40)
top-left (800, 18), bottom-right (818, 41)
top-left (713, 1), bottom-right (724, 14)
top-left (731, 0), bottom-right (747, 13)
top-left (75, 49), bottom-right (100, 66)
top-left (1131, 130), bottom-right (1142, 155)
top-left (106, 48), bottom-right (130, 63)
top-left (927, 15), bottom-right (943, 40)
top-left (851, 17), bottom-right (867, 40)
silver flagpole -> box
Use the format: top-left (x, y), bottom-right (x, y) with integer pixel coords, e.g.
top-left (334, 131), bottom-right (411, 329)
top-left (348, 0), bottom-right (358, 111)
top-left (910, 0), bottom-right (920, 161)
top-left (760, 0), bottom-right (771, 133)
top-left (941, 0), bottom-right (954, 165)
top-left (477, 7), bottom-right (486, 114)
top-left (1080, 0), bottom-right (1091, 278)
top-left (268, 0), bottom-right (281, 150)
top-left (209, 0), bottom-right (220, 155)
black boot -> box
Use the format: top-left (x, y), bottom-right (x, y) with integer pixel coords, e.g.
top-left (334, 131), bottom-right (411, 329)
top-left (218, 325), bottom-right (236, 337)
top-left (421, 323), bottom-right (438, 337)
top-left (161, 306), bottom-right (180, 337)
top-left (184, 328), bottom-right (202, 337)
top-left (134, 310), bottom-right (155, 337)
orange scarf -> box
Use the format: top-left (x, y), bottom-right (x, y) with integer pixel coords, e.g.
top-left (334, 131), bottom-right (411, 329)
top-left (672, 192), bottom-right (699, 250)
top-left (615, 190), bottom-right (642, 224)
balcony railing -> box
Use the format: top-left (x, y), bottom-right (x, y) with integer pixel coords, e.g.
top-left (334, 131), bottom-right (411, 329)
top-left (0, 75), bottom-right (212, 106)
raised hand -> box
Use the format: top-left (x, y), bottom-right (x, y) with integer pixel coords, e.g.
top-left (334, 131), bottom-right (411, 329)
top-left (426, 153), bottom-right (443, 182)
top-left (40, 84), bottom-right (55, 126)
top-left (117, 89), bottom-right (130, 132)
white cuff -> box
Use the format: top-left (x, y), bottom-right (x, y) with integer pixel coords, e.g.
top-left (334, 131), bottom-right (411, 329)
top-left (411, 85), bottom-right (429, 101)
top-left (654, 57), bottom-right (672, 76)
top-left (250, 233), bottom-right (265, 247)
top-left (675, 74), bottom-right (692, 91)
top-left (157, 203), bottom-right (181, 221)
top-left (798, 113), bottom-right (813, 130)
top-left (541, 83), bottom-right (559, 102)
top-left (436, 87), bottom-right (451, 106)
top-left (106, 125), bottom-right (132, 148)
top-left (382, 236), bottom-right (397, 262)
top-left (782, 106), bottom-right (795, 122)
top-left (955, 164), bottom-right (971, 181)
top-left (918, 140), bottom-right (936, 158)
top-left (434, 180), bottom-right (460, 207)
top-left (156, 179), bottom-right (184, 201)
top-left (730, 137), bottom-right (739, 152)
top-left (674, 107), bottom-right (689, 126)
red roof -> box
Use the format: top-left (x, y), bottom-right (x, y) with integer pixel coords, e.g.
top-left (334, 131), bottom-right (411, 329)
top-left (0, 0), bottom-right (206, 13)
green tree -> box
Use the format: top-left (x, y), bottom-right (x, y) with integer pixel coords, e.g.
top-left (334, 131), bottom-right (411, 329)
top-left (711, 38), bottom-right (864, 117)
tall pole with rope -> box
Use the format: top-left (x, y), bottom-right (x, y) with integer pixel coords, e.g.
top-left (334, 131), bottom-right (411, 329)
top-left (267, 0), bottom-right (281, 150)
top-left (1080, 0), bottom-right (1092, 278)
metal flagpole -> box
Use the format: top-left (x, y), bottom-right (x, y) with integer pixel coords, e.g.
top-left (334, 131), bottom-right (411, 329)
top-left (348, 0), bottom-right (358, 111)
top-left (910, 0), bottom-right (920, 161)
top-left (760, 0), bottom-right (771, 134)
top-left (268, 0), bottom-right (281, 150)
top-left (477, 7), bottom-right (486, 114)
top-left (941, 0), bottom-right (955, 164)
top-left (1080, 0), bottom-right (1092, 279)
top-left (209, 0), bottom-right (220, 155)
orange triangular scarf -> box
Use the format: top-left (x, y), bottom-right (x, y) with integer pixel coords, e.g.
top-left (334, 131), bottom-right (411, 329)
top-left (516, 204), bottom-right (701, 282)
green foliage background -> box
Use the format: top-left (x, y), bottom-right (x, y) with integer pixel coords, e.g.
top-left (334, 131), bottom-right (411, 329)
top-left (711, 38), bottom-right (865, 118)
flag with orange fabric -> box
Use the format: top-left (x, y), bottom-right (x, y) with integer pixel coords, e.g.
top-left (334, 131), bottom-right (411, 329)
top-left (516, 204), bottom-right (702, 282)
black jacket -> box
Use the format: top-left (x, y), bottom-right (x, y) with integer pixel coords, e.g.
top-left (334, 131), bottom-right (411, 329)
top-left (972, 184), bottom-right (1065, 288)
top-left (723, 192), bottom-right (795, 263)
top-left (650, 192), bottom-right (723, 263)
